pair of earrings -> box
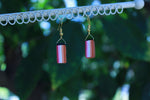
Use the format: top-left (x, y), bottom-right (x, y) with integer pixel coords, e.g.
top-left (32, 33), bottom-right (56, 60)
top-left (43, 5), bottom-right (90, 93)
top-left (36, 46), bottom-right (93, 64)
top-left (56, 17), bottom-right (95, 64)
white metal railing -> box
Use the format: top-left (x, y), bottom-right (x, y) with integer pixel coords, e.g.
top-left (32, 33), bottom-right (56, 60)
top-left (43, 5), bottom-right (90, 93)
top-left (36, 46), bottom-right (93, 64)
top-left (0, 0), bottom-right (144, 26)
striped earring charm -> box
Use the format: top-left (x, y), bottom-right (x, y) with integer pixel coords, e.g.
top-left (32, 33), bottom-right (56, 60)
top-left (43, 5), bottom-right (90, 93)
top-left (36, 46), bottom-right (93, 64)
top-left (85, 39), bottom-right (95, 58)
top-left (57, 43), bottom-right (67, 64)
top-left (56, 23), bottom-right (67, 64)
top-left (85, 17), bottom-right (95, 59)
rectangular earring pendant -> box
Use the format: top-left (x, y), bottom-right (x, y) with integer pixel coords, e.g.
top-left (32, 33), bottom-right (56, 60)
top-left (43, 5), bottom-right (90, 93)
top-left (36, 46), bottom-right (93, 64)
top-left (57, 44), bottom-right (67, 64)
top-left (85, 40), bottom-right (95, 58)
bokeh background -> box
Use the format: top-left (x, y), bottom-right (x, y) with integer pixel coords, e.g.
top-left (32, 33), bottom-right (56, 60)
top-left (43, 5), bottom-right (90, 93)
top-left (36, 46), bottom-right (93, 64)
top-left (0, 0), bottom-right (150, 100)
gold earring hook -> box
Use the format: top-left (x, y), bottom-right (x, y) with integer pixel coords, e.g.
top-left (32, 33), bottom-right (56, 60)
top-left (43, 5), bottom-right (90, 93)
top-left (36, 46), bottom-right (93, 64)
top-left (57, 19), bottom-right (66, 44)
top-left (85, 16), bottom-right (94, 41)
top-left (87, 16), bottom-right (90, 35)
top-left (57, 20), bottom-right (64, 38)
top-left (87, 16), bottom-right (91, 26)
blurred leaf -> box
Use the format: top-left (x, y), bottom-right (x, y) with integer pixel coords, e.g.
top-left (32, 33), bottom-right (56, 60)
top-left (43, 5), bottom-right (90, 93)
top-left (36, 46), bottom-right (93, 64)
top-left (116, 68), bottom-right (127, 86)
top-left (94, 73), bottom-right (117, 99)
top-left (50, 72), bottom-right (82, 100)
top-left (130, 62), bottom-right (150, 100)
top-left (142, 82), bottom-right (150, 100)
top-left (0, 0), bottom-right (30, 13)
top-left (48, 21), bottom-right (84, 90)
top-left (102, 13), bottom-right (150, 62)
top-left (0, 23), bottom-right (42, 49)
top-left (15, 39), bottom-right (47, 100)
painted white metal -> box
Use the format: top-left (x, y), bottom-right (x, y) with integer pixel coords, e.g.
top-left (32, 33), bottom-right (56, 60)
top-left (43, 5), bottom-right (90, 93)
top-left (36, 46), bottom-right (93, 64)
top-left (0, 0), bottom-right (144, 26)
top-left (134, 0), bottom-right (145, 9)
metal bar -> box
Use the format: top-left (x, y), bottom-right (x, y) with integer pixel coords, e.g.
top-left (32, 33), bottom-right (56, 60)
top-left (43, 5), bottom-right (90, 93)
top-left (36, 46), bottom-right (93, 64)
top-left (0, 1), bottom-right (135, 22)
top-left (0, 0), bottom-right (145, 26)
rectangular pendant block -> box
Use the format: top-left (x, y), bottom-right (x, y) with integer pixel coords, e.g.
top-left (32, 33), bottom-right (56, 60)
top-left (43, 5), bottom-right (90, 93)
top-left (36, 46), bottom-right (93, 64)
top-left (57, 45), bottom-right (67, 64)
top-left (85, 40), bottom-right (95, 58)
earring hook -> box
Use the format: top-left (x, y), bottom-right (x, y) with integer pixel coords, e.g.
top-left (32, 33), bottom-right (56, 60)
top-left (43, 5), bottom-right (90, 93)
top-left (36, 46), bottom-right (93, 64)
top-left (57, 19), bottom-right (66, 44)
top-left (85, 16), bottom-right (94, 41)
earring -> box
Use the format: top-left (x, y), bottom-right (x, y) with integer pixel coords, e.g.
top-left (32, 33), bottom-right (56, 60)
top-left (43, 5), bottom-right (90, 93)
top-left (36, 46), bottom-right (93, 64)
top-left (85, 17), bottom-right (95, 59)
top-left (56, 22), bottom-right (67, 64)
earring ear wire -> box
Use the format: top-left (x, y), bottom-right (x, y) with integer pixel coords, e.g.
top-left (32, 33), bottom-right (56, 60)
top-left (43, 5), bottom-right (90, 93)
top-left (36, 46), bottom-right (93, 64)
top-left (56, 20), bottom-right (66, 44)
top-left (85, 16), bottom-right (94, 41)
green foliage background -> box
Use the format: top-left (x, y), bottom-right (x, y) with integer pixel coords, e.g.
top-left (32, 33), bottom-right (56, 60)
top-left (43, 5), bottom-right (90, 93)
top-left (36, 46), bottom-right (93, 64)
top-left (0, 0), bottom-right (150, 100)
